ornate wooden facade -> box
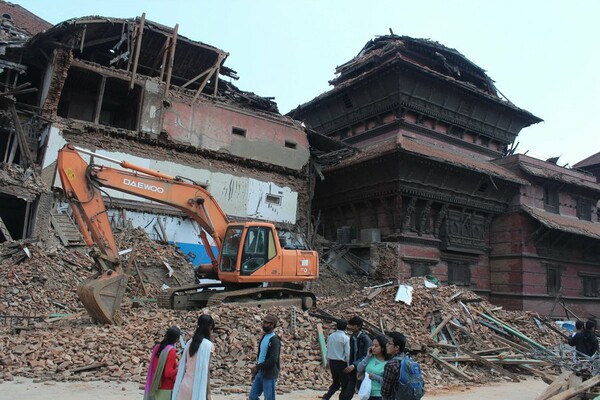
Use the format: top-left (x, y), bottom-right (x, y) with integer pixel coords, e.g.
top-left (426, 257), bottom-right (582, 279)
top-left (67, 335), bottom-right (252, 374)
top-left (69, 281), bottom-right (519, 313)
top-left (293, 35), bottom-right (545, 300)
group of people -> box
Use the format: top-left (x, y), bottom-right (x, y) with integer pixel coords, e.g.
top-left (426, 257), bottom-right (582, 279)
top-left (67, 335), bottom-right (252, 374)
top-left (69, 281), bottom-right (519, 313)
top-left (143, 313), bottom-right (281, 400)
top-left (322, 316), bottom-right (408, 400)
top-left (568, 319), bottom-right (599, 359)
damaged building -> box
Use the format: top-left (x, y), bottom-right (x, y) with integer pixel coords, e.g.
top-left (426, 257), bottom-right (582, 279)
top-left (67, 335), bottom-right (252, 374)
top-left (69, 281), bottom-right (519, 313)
top-left (292, 34), bottom-right (600, 316)
top-left (0, 10), bottom-right (313, 264)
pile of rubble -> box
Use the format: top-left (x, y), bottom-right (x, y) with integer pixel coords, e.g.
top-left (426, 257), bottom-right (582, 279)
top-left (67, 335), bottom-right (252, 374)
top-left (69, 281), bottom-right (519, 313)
top-left (0, 234), bottom-right (582, 394)
top-left (0, 228), bottom-right (196, 317)
top-left (114, 227), bottom-right (196, 298)
top-left (0, 163), bottom-right (47, 197)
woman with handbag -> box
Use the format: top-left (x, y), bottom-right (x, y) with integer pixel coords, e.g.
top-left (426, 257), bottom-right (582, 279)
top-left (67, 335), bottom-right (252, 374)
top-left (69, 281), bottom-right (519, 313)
top-left (144, 326), bottom-right (181, 400)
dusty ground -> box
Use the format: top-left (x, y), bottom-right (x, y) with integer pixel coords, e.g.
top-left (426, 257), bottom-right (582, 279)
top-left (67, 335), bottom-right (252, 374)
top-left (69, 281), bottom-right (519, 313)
top-left (2, 376), bottom-right (547, 399)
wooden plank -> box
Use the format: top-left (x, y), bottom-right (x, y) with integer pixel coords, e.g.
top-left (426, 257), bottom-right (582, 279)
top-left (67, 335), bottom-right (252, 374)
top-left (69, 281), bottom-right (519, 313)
top-left (93, 76), bottom-right (106, 124)
top-left (129, 13), bottom-right (145, 89)
top-left (0, 216), bottom-right (13, 242)
top-left (159, 37), bottom-right (170, 81)
top-left (460, 348), bottom-right (521, 382)
top-left (70, 362), bottom-right (107, 373)
top-left (446, 291), bottom-right (464, 302)
top-left (535, 371), bottom-right (572, 400)
top-left (547, 375), bottom-right (600, 400)
top-left (9, 103), bottom-right (34, 167)
top-left (134, 260), bottom-right (149, 296)
top-left (516, 364), bottom-right (554, 385)
top-left (181, 68), bottom-right (212, 89)
top-left (494, 333), bottom-right (531, 353)
top-left (448, 320), bottom-right (488, 348)
top-left (163, 24), bottom-right (178, 97)
top-left (430, 315), bottom-right (453, 341)
top-left (367, 287), bottom-right (384, 300)
top-left (429, 352), bottom-right (472, 381)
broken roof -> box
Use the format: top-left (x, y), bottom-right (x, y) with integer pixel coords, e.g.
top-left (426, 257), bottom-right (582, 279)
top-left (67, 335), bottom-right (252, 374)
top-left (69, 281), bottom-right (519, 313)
top-left (496, 153), bottom-right (600, 192)
top-left (294, 34), bottom-right (541, 123)
top-left (522, 204), bottom-right (600, 241)
top-left (0, 1), bottom-right (51, 37)
top-left (574, 151), bottom-right (600, 169)
top-left (329, 134), bottom-right (528, 184)
top-left (333, 34), bottom-right (497, 94)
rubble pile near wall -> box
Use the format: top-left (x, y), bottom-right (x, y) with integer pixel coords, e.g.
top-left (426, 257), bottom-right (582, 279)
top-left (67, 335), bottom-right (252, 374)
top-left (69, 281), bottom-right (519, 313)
top-left (320, 277), bottom-right (565, 387)
top-left (0, 266), bottom-right (569, 392)
top-left (0, 230), bottom-right (196, 317)
top-left (0, 304), bottom-right (331, 393)
top-left (115, 227), bottom-right (196, 298)
top-left (0, 163), bottom-right (48, 196)
top-left (0, 239), bottom-right (90, 316)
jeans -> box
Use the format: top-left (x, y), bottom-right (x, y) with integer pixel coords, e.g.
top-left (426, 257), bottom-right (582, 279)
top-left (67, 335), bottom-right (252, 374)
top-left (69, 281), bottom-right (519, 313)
top-left (249, 370), bottom-right (277, 400)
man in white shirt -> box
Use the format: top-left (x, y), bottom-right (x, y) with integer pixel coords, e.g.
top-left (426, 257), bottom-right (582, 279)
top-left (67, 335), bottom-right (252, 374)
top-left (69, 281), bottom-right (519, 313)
top-left (322, 319), bottom-right (350, 400)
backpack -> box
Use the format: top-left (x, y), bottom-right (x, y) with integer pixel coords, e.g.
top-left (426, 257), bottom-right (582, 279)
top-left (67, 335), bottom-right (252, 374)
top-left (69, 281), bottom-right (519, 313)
top-left (393, 355), bottom-right (425, 400)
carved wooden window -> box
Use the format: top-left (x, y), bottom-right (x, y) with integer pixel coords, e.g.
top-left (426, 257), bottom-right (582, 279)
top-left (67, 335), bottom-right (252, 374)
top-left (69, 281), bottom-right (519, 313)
top-left (582, 276), bottom-right (600, 297)
top-left (577, 198), bottom-right (592, 221)
top-left (410, 262), bottom-right (432, 277)
top-left (448, 262), bottom-right (470, 286)
top-left (581, 275), bottom-right (600, 297)
top-left (547, 265), bottom-right (562, 295)
top-left (543, 187), bottom-right (559, 214)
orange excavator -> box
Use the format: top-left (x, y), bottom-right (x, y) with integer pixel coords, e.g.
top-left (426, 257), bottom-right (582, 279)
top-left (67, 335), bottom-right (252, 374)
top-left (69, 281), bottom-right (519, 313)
top-left (56, 144), bottom-right (318, 324)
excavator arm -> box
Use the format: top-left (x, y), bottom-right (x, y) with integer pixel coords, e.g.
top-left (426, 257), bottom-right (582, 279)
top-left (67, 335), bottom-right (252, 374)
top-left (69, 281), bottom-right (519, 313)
top-left (57, 144), bottom-right (231, 323)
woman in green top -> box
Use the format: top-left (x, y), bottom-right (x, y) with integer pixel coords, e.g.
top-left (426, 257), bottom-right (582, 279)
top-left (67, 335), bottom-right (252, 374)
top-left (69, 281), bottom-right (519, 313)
top-left (357, 334), bottom-right (389, 400)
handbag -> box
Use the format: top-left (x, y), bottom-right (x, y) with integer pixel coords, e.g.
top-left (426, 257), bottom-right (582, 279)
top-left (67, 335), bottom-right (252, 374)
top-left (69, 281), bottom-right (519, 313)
top-left (358, 373), bottom-right (372, 400)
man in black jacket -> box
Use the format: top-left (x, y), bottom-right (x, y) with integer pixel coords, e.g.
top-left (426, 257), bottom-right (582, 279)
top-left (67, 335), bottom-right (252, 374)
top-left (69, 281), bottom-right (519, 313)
top-left (343, 316), bottom-right (372, 399)
top-left (250, 314), bottom-right (281, 400)
top-left (570, 320), bottom-right (599, 358)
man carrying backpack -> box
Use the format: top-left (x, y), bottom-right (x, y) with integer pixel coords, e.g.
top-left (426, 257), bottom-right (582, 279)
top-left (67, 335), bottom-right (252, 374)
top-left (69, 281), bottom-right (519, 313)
top-left (380, 332), bottom-right (424, 400)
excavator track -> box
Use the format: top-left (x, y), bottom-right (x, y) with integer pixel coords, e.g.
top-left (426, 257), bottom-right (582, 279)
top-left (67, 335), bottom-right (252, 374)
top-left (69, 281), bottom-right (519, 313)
top-left (158, 284), bottom-right (316, 311)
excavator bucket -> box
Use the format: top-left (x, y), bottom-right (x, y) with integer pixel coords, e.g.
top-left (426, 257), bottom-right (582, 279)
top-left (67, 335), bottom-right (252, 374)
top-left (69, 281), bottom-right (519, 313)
top-left (77, 270), bottom-right (128, 325)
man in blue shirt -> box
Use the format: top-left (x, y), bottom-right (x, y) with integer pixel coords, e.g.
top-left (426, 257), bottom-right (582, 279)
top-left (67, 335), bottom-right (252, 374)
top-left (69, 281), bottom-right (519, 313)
top-left (250, 315), bottom-right (281, 400)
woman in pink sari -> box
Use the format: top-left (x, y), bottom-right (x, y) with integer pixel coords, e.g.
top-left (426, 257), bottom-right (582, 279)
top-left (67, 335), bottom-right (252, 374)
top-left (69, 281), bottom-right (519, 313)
top-left (144, 326), bottom-right (181, 400)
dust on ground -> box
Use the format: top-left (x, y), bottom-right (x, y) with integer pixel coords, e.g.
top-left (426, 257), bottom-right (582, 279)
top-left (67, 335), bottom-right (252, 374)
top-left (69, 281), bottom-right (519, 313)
top-left (2, 376), bottom-right (547, 399)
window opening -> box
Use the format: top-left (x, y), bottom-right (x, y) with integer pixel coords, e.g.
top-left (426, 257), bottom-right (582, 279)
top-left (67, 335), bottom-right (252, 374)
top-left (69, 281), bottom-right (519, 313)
top-left (547, 265), bottom-right (562, 295)
top-left (232, 127), bottom-right (246, 137)
top-left (448, 262), bottom-right (471, 286)
top-left (265, 194), bottom-right (282, 206)
top-left (543, 187), bottom-right (559, 214)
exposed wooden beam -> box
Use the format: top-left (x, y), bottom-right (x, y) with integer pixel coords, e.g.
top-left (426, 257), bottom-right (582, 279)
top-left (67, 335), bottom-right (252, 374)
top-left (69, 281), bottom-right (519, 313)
top-left (163, 24), bottom-right (179, 97)
top-left (129, 13), bottom-right (145, 90)
top-left (192, 52), bottom-right (225, 102)
top-left (181, 68), bottom-right (212, 89)
top-left (148, 36), bottom-right (169, 77)
top-left (158, 37), bottom-right (170, 81)
top-left (81, 35), bottom-right (122, 49)
top-left (8, 103), bottom-right (34, 168)
top-left (93, 76), bottom-right (107, 124)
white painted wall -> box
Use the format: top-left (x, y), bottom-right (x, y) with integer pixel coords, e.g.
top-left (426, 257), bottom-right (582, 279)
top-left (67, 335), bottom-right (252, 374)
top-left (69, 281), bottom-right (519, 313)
top-left (46, 128), bottom-right (299, 223)
top-left (247, 179), bottom-right (298, 224)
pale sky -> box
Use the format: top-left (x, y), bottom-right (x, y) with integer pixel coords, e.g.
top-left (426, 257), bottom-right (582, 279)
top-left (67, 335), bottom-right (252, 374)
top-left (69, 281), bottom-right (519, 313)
top-left (14, 0), bottom-right (600, 166)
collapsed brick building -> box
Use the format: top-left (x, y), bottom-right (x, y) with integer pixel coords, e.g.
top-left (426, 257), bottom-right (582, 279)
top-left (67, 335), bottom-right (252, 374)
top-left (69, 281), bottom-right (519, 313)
top-left (291, 35), bottom-right (600, 316)
top-left (1, 2), bottom-right (599, 317)
top-left (0, 9), bottom-right (316, 264)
